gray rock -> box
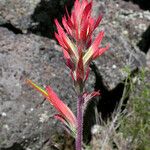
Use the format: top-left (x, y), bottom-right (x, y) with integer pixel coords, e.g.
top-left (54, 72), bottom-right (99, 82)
top-left (146, 48), bottom-right (150, 70)
top-left (0, 0), bottom-right (74, 36)
top-left (0, 27), bottom-right (76, 149)
top-left (95, 26), bottom-right (146, 90)
top-left (92, 0), bottom-right (146, 90)
top-left (0, 0), bottom-right (41, 32)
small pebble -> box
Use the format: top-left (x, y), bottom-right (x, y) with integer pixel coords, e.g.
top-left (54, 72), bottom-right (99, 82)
top-left (30, 108), bottom-right (34, 112)
top-left (3, 124), bottom-right (9, 130)
top-left (39, 112), bottom-right (49, 123)
top-left (26, 148), bottom-right (32, 150)
top-left (112, 65), bottom-right (117, 69)
top-left (2, 112), bottom-right (6, 117)
top-left (123, 30), bottom-right (128, 35)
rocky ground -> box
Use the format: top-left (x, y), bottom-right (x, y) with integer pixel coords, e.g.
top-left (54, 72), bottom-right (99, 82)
top-left (0, 0), bottom-right (150, 150)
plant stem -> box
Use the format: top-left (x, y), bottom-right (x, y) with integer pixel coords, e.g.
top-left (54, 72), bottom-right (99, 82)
top-left (76, 95), bottom-right (83, 150)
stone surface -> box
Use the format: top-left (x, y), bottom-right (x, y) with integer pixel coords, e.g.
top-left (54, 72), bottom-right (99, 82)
top-left (146, 48), bottom-right (150, 70)
top-left (0, 27), bottom-right (76, 149)
top-left (0, 0), bottom-right (74, 37)
top-left (92, 0), bottom-right (146, 90)
top-left (0, 0), bottom-right (41, 32)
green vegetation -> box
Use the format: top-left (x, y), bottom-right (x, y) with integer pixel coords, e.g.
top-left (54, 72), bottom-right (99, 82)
top-left (119, 68), bottom-right (150, 150)
top-left (86, 68), bottom-right (150, 150)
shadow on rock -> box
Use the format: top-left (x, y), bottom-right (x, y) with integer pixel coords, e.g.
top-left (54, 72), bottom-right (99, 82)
top-left (90, 63), bottom-right (129, 120)
top-left (28, 0), bottom-right (74, 38)
top-left (0, 23), bottom-right (23, 34)
top-left (83, 63), bottom-right (139, 143)
top-left (1, 143), bottom-right (25, 150)
top-left (138, 25), bottom-right (150, 53)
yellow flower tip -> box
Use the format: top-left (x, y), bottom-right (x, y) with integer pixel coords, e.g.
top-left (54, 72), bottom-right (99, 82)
top-left (26, 79), bottom-right (48, 97)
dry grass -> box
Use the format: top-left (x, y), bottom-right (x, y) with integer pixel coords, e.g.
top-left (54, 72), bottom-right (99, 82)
top-left (86, 68), bottom-right (150, 150)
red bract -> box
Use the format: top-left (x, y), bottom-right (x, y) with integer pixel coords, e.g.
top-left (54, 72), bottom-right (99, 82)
top-left (55, 0), bottom-right (109, 84)
top-left (27, 80), bottom-right (76, 136)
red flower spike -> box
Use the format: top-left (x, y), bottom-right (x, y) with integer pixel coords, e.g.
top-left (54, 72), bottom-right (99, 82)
top-left (27, 80), bottom-right (76, 136)
top-left (55, 0), bottom-right (109, 83)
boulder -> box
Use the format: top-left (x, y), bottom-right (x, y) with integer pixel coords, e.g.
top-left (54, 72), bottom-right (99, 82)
top-left (0, 0), bottom-right (41, 32)
top-left (0, 27), bottom-right (76, 149)
top-left (92, 0), bottom-right (146, 90)
top-left (0, 0), bottom-right (74, 37)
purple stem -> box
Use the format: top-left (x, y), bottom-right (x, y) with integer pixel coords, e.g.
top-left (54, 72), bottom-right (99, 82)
top-left (76, 95), bottom-right (83, 150)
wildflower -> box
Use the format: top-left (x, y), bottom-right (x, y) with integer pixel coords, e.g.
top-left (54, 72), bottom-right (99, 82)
top-left (55, 0), bottom-right (109, 86)
top-left (55, 1), bottom-right (109, 149)
top-left (27, 79), bottom-right (76, 136)
top-left (27, 1), bottom-right (109, 150)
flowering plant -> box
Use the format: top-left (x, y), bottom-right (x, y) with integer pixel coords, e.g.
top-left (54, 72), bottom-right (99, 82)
top-left (27, 0), bottom-right (109, 149)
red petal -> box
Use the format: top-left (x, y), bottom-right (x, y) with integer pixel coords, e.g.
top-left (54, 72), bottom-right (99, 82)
top-left (46, 86), bottom-right (76, 127)
top-left (65, 7), bottom-right (74, 29)
top-left (83, 31), bottom-right (104, 66)
top-left (84, 66), bottom-right (90, 82)
top-left (91, 31), bottom-right (104, 52)
top-left (55, 19), bottom-right (70, 46)
top-left (93, 15), bottom-right (102, 30)
top-left (55, 32), bottom-right (65, 48)
top-left (72, 11), bottom-right (79, 41)
top-left (83, 91), bottom-right (100, 103)
top-left (76, 54), bottom-right (84, 82)
top-left (55, 19), bottom-right (64, 34)
top-left (63, 49), bottom-right (75, 70)
top-left (54, 114), bottom-right (76, 136)
top-left (86, 38), bottom-right (92, 48)
top-left (62, 16), bottom-right (72, 36)
top-left (80, 2), bottom-right (92, 37)
top-left (86, 18), bottom-right (95, 37)
top-left (55, 19), bottom-right (69, 49)
top-left (81, 2), bottom-right (92, 23)
top-left (81, 0), bottom-right (89, 11)
top-left (54, 114), bottom-right (68, 125)
top-left (55, 19), bottom-right (78, 60)
top-left (80, 19), bottom-right (89, 41)
top-left (74, 0), bottom-right (80, 13)
top-left (90, 91), bottom-right (100, 97)
top-left (92, 44), bottom-right (109, 59)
